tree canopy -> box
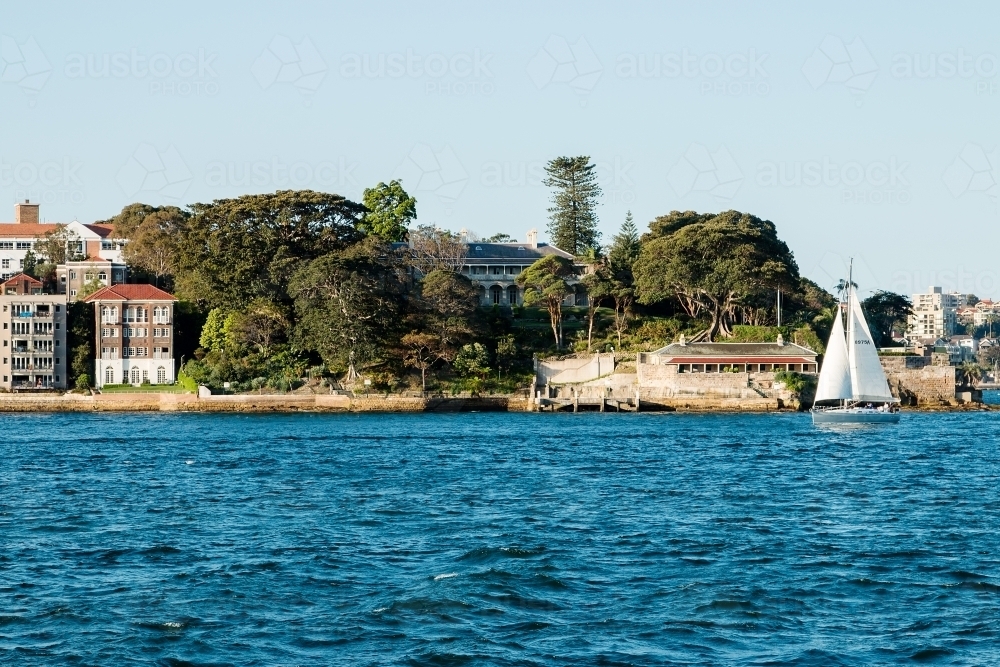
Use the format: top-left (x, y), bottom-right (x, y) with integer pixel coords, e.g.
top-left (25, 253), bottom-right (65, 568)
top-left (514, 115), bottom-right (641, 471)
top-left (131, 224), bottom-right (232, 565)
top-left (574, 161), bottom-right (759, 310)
top-left (633, 210), bottom-right (800, 341)
top-left (174, 190), bottom-right (365, 309)
top-left (862, 290), bottom-right (913, 347)
top-left (543, 156), bottom-right (601, 255)
top-left (360, 180), bottom-right (416, 242)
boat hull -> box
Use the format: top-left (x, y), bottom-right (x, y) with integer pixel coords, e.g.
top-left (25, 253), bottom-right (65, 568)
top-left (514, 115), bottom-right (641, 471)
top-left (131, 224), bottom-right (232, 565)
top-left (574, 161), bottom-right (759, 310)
top-left (812, 408), bottom-right (900, 424)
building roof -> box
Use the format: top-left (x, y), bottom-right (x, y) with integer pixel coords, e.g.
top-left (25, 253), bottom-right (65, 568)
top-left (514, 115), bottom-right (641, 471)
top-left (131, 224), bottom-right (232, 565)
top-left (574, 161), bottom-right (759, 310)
top-left (0, 222), bottom-right (117, 238)
top-left (1, 272), bottom-right (42, 287)
top-left (653, 341), bottom-right (818, 361)
top-left (463, 242), bottom-right (575, 262)
top-left (83, 284), bottom-right (176, 302)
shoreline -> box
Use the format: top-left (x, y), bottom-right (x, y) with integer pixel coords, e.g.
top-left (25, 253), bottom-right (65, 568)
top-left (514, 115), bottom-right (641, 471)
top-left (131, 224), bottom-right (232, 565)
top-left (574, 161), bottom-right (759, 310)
top-left (0, 392), bottom-right (990, 414)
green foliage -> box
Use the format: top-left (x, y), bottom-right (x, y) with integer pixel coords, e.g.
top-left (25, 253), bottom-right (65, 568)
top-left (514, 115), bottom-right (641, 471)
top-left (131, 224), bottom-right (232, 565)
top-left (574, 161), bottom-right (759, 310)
top-left (516, 255), bottom-right (576, 349)
top-left (22, 249), bottom-right (37, 277)
top-left (67, 301), bottom-right (94, 384)
top-left (360, 180), bottom-right (416, 242)
top-left (453, 343), bottom-right (491, 379)
top-left (173, 190), bottom-right (365, 309)
top-left (632, 318), bottom-right (683, 348)
top-left (862, 290), bottom-right (913, 347)
top-left (35, 224), bottom-right (83, 264)
top-left (773, 370), bottom-right (815, 394)
top-left (200, 308), bottom-right (228, 351)
top-left (78, 276), bottom-right (105, 299)
top-left (543, 156), bottom-right (602, 255)
top-left (633, 210), bottom-right (800, 341)
top-left (177, 369), bottom-right (198, 392)
top-left (75, 374), bottom-right (90, 390)
top-left (289, 237), bottom-right (405, 376)
top-left (485, 233), bottom-right (514, 242)
top-left (644, 210), bottom-right (715, 240)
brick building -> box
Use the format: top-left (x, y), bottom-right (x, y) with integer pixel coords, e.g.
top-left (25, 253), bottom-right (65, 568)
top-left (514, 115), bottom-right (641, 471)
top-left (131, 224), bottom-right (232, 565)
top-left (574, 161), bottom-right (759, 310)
top-left (84, 284), bottom-right (177, 388)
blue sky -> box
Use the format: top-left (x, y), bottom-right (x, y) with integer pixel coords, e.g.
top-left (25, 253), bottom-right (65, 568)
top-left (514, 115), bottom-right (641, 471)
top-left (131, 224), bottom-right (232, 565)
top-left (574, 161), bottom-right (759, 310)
top-left (3, 1), bottom-right (999, 297)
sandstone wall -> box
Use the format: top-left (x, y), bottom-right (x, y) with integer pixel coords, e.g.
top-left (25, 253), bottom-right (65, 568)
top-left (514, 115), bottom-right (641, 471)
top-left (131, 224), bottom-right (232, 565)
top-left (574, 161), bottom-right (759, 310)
top-left (880, 357), bottom-right (957, 405)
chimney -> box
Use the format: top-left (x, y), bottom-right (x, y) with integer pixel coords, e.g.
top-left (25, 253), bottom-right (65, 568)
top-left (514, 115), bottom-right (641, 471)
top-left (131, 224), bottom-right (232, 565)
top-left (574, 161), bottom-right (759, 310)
top-left (15, 200), bottom-right (39, 225)
top-left (776, 332), bottom-right (785, 346)
top-left (525, 228), bottom-right (538, 248)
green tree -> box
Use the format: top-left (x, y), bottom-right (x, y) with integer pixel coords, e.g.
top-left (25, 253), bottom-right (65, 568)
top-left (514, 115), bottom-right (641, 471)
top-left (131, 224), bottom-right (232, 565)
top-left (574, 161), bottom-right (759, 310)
top-left (78, 275), bottom-right (105, 299)
top-left (633, 210), bottom-right (800, 341)
top-left (607, 210), bottom-right (640, 270)
top-left (289, 238), bottom-right (405, 380)
top-left (644, 210), bottom-right (714, 240)
top-left (124, 207), bottom-right (187, 288)
top-left (485, 233), bottom-right (515, 243)
top-left (861, 290), bottom-right (913, 347)
top-left (97, 203), bottom-right (158, 240)
top-left (454, 343), bottom-right (491, 379)
top-left (226, 299), bottom-right (288, 357)
top-left (199, 308), bottom-right (228, 352)
top-left (543, 156), bottom-right (602, 255)
top-left (959, 361), bottom-right (984, 387)
top-left (418, 269), bottom-right (479, 353)
top-left (580, 264), bottom-right (613, 351)
top-left (67, 301), bottom-right (94, 389)
top-left (174, 190), bottom-right (366, 309)
top-left (496, 335), bottom-right (517, 379)
top-left (516, 255), bottom-right (576, 349)
top-left (35, 224), bottom-right (83, 264)
top-left (401, 331), bottom-right (446, 391)
top-left (22, 249), bottom-right (37, 277)
top-left (360, 180), bottom-right (417, 242)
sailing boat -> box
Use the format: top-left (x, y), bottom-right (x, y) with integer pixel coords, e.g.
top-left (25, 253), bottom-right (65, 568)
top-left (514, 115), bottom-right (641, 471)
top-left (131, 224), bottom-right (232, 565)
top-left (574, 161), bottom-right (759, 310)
top-left (812, 268), bottom-right (900, 424)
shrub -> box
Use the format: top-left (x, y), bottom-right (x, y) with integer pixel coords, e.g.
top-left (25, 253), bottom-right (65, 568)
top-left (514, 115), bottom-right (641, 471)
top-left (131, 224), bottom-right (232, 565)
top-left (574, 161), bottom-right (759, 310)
top-left (75, 374), bottom-right (90, 390)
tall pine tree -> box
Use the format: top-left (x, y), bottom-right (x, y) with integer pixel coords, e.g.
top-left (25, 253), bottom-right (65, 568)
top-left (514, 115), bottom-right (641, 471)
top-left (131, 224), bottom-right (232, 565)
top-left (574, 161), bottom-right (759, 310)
top-left (608, 210), bottom-right (640, 273)
top-left (543, 156), bottom-right (601, 255)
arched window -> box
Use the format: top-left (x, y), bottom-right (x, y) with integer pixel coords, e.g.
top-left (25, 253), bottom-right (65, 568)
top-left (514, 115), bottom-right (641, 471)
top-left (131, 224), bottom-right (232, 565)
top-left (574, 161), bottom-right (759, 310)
top-left (157, 367), bottom-right (166, 384)
top-left (101, 306), bottom-right (110, 323)
top-left (104, 367), bottom-right (114, 384)
top-left (131, 367), bottom-right (140, 385)
top-left (507, 285), bottom-right (518, 305)
top-left (490, 285), bottom-right (503, 305)
top-left (110, 306), bottom-right (118, 322)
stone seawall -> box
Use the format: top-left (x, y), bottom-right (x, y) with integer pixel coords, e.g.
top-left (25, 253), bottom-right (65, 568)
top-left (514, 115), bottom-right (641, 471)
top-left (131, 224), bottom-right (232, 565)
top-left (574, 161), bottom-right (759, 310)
top-left (880, 357), bottom-right (957, 405)
top-left (0, 393), bottom-right (529, 413)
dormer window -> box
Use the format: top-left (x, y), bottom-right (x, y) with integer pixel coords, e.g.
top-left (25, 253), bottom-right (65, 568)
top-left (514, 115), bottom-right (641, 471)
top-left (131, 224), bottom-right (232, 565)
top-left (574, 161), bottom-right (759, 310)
top-left (475, 246), bottom-right (482, 252)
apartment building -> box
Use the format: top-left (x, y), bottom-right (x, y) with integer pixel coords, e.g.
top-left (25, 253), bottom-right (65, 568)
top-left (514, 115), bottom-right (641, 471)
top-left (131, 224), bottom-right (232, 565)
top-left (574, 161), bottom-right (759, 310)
top-left (0, 201), bottom-right (125, 281)
top-left (0, 273), bottom-right (68, 390)
top-left (56, 258), bottom-right (128, 301)
top-left (84, 284), bottom-right (177, 387)
top-left (907, 286), bottom-right (962, 340)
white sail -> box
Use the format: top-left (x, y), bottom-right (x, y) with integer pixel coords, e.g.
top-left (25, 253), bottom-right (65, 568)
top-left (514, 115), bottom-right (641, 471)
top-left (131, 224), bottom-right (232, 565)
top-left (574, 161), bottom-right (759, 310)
top-left (847, 287), bottom-right (896, 402)
top-left (814, 305), bottom-right (852, 402)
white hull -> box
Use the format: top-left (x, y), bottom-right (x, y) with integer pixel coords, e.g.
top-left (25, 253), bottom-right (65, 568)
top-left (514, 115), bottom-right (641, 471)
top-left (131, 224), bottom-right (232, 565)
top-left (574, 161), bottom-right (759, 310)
top-left (811, 407), bottom-right (900, 424)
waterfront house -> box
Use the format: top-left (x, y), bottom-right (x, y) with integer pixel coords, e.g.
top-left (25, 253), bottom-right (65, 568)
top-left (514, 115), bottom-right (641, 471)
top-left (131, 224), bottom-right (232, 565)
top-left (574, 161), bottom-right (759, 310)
top-left (400, 228), bottom-right (585, 307)
top-left (84, 284), bottom-right (177, 388)
top-left (0, 273), bottom-right (68, 390)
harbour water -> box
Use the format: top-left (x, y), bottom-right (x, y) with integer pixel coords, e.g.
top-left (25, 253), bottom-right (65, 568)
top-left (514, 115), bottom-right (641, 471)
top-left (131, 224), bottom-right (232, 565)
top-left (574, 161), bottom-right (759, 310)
top-left (1, 412), bottom-right (998, 665)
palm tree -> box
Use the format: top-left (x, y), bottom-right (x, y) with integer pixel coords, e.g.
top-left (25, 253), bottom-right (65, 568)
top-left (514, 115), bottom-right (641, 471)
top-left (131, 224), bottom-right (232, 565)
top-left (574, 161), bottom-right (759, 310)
top-left (834, 278), bottom-right (858, 298)
top-left (959, 361), bottom-right (984, 387)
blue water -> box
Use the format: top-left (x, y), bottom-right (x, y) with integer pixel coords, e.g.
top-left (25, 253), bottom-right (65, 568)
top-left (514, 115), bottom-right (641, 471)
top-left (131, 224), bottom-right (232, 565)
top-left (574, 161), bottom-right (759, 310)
top-left (2, 412), bottom-right (999, 665)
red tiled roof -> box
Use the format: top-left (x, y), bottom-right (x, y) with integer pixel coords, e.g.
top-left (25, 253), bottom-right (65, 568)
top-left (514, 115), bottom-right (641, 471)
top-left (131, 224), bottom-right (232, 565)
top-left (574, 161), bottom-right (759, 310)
top-left (85, 224), bottom-right (115, 238)
top-left (661, 356), bottom-right (817, 364)
top-left (83, 284), bottom-right (176, 302)
top-left (1, 272), bottom-right (42, 286)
